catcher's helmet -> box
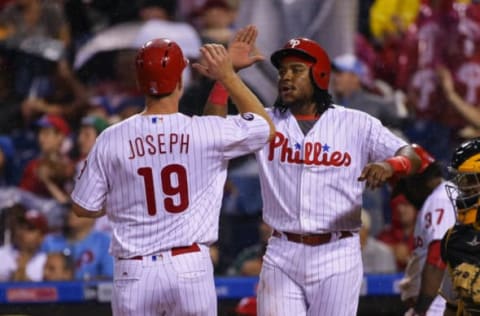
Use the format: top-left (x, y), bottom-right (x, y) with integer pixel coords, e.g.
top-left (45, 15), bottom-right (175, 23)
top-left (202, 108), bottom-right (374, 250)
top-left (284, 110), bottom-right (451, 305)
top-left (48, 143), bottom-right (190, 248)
top-left (446, 138), bottom-right (480, 225)
top-left (271, 38), bottom-right (331, 90)
top-left (135, 38), bottom-right (188, 96)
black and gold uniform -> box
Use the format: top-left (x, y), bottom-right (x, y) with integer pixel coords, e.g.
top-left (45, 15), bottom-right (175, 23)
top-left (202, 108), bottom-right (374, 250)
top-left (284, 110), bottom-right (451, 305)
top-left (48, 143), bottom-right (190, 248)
top-left (441, 138), bottom-right (480, 316)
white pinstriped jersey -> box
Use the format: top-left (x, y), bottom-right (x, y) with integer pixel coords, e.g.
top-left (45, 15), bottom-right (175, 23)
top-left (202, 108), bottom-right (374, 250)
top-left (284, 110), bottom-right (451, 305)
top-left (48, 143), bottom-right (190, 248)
top-left (256, 105), bottom-right (407, 233)
top-left (402, 180), bottom-right (456, 302)
top-left (71, 112), bottom-right (269, 258)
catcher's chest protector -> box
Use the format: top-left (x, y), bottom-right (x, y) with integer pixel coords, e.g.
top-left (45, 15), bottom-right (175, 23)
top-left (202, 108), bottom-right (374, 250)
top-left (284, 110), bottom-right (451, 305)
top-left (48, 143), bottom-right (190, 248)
top-left (442, 224), bottom-right (480, 315)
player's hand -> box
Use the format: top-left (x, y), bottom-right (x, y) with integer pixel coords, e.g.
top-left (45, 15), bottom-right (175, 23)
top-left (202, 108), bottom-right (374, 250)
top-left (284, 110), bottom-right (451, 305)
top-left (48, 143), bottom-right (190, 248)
top-left (192, 44), bottom-right (235, 81)
top-left (358, 161), bottom-right (394, 189)
top-left (229, 25), bottom-right (265, 71)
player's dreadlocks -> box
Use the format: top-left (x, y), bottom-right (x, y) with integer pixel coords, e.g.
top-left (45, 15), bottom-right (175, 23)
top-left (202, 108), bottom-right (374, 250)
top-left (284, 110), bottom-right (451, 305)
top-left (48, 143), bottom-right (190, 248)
top-left (272, 83), bottom-right (334, 116)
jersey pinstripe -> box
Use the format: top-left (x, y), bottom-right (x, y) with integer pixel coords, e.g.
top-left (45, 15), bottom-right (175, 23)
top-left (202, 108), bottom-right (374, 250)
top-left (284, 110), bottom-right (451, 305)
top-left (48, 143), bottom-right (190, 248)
top-left (71, 112), bottom-right (269, 258)
top-left (256, 105), bottom-right (408, 233)
top-left (256, 105), bottom-right (407, 316)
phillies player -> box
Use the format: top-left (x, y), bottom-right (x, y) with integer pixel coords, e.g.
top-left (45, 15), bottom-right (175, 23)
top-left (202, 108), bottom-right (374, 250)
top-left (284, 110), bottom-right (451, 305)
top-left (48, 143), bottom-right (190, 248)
top-left (70, 34), bottom-right (275, 315)
top-left (395, 144), bottom-right (456, 316)
top-left (206, 35), bottom-right (421, 315)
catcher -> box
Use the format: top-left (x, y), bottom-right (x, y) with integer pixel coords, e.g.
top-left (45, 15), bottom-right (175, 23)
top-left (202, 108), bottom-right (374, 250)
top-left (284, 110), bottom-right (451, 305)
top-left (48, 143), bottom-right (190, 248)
top-left (441, 138), bottom-right (480, 316)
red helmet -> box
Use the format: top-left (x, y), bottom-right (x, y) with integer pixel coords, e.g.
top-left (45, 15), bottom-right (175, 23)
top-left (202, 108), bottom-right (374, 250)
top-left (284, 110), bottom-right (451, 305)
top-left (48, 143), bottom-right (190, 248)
top-left (412, 144), bottom-right (435, 173)
top-left (135, 38), bottom-right (188, 96)
top-left (271, 38), bottom-right (331, 90)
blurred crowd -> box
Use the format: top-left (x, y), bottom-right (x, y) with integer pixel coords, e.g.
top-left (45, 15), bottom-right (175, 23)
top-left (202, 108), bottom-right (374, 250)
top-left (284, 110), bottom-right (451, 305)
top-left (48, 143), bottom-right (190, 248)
top-left (0, 0), bottom-right (479, 293)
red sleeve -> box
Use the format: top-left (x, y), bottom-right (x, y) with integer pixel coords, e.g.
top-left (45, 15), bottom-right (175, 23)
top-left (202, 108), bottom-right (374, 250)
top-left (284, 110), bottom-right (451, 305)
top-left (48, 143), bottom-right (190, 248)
top-left (426, 240), bottom-right (446, 269)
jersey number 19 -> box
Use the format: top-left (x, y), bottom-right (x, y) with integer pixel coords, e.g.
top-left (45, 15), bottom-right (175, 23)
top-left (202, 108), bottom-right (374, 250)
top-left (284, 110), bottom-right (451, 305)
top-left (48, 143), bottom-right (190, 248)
top-left (137, 164), bottom-right (189, 215)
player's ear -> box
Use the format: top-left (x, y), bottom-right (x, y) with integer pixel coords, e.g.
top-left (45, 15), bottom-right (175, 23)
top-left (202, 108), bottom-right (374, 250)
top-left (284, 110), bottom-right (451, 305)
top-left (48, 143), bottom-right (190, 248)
top-left (177, 76), bottom-right (183, 92)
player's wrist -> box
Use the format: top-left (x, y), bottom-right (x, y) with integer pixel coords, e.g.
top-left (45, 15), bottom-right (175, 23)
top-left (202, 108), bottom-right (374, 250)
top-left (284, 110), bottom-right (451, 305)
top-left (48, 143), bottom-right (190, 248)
top-left (385, 156), bottom-right (412, 176)
top-left (207, 81), bottom-right (229, 106)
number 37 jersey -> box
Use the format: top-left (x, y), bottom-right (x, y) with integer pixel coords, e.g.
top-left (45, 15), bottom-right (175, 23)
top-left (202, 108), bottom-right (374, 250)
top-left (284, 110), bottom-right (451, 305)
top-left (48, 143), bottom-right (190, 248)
top-left (413, 180), bottom-right (456, 259)
top-left (71, 113), bottom-right (270, 258)
top-left (403, 180), bottom-right (456, 299)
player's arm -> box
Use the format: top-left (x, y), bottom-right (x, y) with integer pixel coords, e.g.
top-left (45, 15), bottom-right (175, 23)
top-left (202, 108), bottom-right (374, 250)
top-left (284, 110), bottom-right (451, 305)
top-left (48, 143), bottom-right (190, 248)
top-left (413, 240), bottom-right (446, 315)
top-left (202, 25), bottom-right (265, 118)
top-left (358, 144), bottom-right (421, 189)
top-left (71, 202), bottom-right (106, 218)
top-left (194, 42), bottom-right (275, 141)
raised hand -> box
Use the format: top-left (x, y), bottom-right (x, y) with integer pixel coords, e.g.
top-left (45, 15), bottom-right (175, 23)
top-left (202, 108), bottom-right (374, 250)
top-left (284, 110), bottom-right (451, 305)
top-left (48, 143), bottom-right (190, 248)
top-left (437, 65), bottom-right (454, 96)
top-left (192, 44), bottom-right (235, 81)
top-left (228, 24), bottom-right (265, 71)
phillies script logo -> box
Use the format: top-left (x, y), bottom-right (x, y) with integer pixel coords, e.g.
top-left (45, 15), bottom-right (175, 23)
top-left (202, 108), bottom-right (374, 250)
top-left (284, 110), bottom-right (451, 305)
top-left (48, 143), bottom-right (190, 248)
top-left (268, 132), bottom-right (351, 166)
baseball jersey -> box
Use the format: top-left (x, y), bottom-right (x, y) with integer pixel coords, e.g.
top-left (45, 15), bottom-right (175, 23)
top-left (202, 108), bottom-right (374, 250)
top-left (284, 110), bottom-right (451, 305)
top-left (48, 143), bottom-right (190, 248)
top-left (41, 231), bottom-right (113, 280)
top-left (256, 105), bottom-right (407, 233)
top-left (401, 180), bottom-right (456, 301)
top-left (71, 112), bottom-right (269, 258)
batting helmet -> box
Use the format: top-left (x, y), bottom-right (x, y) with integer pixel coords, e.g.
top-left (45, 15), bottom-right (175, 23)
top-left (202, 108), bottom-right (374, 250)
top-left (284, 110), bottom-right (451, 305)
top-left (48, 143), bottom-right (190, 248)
top-left (135, 38), bottom-right (188, 96)
top-left (271, 38), bottom-right (331, 90)
top-left (446, 138), bottom-right (480, 225)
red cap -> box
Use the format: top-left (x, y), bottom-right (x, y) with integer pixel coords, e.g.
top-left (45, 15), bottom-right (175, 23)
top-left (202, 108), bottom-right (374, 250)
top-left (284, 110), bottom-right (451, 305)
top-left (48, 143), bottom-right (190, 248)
top-left (19, 209), bottom-right (49, 234)
top-left (37, 114), bottom-right (71, 136)
top-left (235, 297), bottom-right (257, 316)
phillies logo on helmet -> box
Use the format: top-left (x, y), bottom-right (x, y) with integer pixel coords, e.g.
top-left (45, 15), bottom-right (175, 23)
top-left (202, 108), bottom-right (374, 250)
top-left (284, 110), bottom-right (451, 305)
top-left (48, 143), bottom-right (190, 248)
top-left (288, 39), bottom-right (301, 48)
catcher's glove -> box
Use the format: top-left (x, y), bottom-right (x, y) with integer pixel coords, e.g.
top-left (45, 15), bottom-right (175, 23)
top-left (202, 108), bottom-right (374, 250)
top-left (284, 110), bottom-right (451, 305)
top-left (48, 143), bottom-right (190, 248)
top-left (452, 262), bottom-right (480, 304)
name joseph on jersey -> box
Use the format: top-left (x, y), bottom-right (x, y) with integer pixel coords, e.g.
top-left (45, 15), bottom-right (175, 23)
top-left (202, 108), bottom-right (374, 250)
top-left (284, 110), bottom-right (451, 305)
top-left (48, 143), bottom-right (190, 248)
top-left (268, 131), bottom-right (351, 166)
top-left (128, 133), bottom-right (190, 159)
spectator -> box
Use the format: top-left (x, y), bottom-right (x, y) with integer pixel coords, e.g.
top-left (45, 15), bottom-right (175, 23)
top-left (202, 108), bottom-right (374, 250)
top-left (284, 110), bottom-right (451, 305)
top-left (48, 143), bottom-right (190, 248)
top-left (75, 115), bottom-right (109, 176)
top-left (193, 0), bottom-right (237, 45)
top-left (0, 135), bottom-right (17, 186)
top-left (438, 65), bottom-right (480, 136)
top-left (74, 115), bottom-right (110, 234)
top-left (377, 194), bottom-right (417, 271)
top-left (41, 207), bottom-right (113, 280)
top-left (19, 114), bottom-right (74, 204)
top-left (0, 206), bottom-right (48, 281)
top-left (0, 0), bottom-right (71, 96)
top-left (369, 0), bottom-right (420, 44)
top-left (331, 53), bottom-right (405, 129)
top-left (43, 251), bottom-right (74, 281)
top-left (360, 209), bottom-right (397, 274)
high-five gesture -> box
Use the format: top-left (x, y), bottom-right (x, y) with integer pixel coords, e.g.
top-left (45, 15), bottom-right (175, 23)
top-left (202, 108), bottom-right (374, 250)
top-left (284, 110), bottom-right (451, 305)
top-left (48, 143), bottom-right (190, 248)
top-left (194, 44), bottom-right (235, 81)
top-left (229, 24), bottom-right (265, 71)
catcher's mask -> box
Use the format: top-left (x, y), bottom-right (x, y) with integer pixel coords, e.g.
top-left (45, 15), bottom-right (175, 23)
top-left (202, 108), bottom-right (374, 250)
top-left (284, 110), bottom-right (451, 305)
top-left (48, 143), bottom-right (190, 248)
top-left (446, 138), bottom-right (480, 225)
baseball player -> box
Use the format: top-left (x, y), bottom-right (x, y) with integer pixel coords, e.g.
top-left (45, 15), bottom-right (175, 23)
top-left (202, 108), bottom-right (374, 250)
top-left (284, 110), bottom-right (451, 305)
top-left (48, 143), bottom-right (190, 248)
top-left (395, 144), bottom-right (456, 316)
top-left (205, 33), bottom-right (422, 315)
top-left (70, 33), bottom-right (275, 315)
top-left (440, 138), bottom-right (480, 316)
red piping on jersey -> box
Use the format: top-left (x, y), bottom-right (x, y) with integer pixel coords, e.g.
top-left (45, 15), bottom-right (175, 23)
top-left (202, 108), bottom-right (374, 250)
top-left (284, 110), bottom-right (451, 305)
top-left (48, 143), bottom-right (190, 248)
top-left (293, 114), bottom-right (320, 121)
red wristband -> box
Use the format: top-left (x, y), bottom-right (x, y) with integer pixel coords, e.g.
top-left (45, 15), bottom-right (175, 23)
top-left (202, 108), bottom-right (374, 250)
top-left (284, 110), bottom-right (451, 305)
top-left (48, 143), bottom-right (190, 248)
top-left (385, 156), bottom-right (412, 175)
top-left (207, 81), bottom-right (228, 106)
top-left (426, 240), bottom-right (446, 270)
